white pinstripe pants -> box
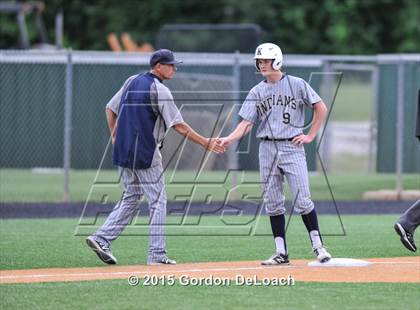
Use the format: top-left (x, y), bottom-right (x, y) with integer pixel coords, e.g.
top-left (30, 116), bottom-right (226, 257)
top-left (259, 140), bottom-right (314, 216)
top-left (93, 163), bottom-right (167, 262)
top-left (398, 199), bottom-right (420, 233)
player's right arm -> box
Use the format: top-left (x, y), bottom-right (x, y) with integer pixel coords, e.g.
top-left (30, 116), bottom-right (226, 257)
top-left (173, 122), bottom-right (225, 154)
top-left (218, 120), bottom-right (253, 147)
top-left (219, 88), bottom-right (257, 148)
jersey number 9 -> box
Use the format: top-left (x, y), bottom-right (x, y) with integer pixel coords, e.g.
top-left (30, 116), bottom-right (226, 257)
top-left (283, 112), bottom-right (290, 124)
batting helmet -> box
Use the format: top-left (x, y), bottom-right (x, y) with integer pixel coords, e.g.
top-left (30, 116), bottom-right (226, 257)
top-left (253, 43), bottom-right (283, 71)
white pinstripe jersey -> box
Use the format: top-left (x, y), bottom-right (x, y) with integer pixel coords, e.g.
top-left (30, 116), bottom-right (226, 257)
top-left (238, 74), bottom-right (321, 139)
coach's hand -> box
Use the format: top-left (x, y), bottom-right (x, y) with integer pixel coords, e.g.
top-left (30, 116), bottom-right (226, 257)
top-left (206, 138), bottom-right (226, 154)
top-left (216, 137), bottom-right (233, 148)
top-left (292, 134), bottom-right (315, 146)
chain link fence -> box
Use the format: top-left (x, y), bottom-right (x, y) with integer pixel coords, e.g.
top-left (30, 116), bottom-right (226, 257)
top-left (1, 50), bottom-right (419, 201)
top-left (320, 62), bottom-right (378, 173)
top-left (0, 51), bottom-right (66, 168)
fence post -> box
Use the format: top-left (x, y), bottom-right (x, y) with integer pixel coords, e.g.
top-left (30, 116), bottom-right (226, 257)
top-left (63, 49), bottom-right (73, 202)
top-left (228, 51), bottom-right (241, 198)
top-left (369, 67), bottom-right (379, 173)
top-left (320, 60), bottom-right (333, 172)
top-left (395, 57), bottom-right (404, 199)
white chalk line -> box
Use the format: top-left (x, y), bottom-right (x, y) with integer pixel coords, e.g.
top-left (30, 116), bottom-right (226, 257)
top-left (1, 261), bottom-right (418, 281)
top-left (369, 261), bottom-right (420, 265)
top-left (0, 265), bottom-right (293, 280)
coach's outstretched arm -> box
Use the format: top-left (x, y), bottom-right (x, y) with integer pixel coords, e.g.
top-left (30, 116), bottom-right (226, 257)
top-left (173, 122), bottom-right (226, 154)
top-left (217, 120), bottom-right (254, 148)
top-left (291, 100), bottom-right (328, 146)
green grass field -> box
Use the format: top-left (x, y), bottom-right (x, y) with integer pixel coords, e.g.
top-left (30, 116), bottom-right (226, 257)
top-left (1, 169), bottom-right (418, 202)
top-left (1, 215), bottom-right (417, 269)
top-left (2, 281), bottom-right (418, 310)
top-left (1, 215), bottom-right (419, 309)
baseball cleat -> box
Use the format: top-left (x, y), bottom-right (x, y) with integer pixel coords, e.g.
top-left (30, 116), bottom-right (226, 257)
top-left (261, 253), bottom-right (290, 265)
top-left (313, 246), bottom-right (331, 263)
top-left (86, 236), bottom-right (117, 265)
top-left (394, 223), bottom-right (417, 252)
top-left (147, 256), bottom-right (177, 265)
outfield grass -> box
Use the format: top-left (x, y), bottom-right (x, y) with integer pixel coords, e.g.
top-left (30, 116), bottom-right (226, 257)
top-left (1, 215), bottom-right (419, 310)
top-left (1, 169), bottom-right (418, 202)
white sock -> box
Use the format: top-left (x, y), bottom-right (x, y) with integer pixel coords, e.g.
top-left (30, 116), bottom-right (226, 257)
top-left (274, 237), bottom-right (286, 255)
top-left (309, 230), bottom-right (323, 248)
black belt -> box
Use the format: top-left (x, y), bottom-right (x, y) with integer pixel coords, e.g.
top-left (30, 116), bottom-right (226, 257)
top-left (261, 137), bottom-right (294, 141)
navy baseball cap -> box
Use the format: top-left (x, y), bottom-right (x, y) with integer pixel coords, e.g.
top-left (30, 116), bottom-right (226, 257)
top-left (149, 49), bottom-right (183, 67)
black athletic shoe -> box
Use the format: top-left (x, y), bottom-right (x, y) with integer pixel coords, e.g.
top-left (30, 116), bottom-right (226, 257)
top-left (394, 223), bottom-right (417, 252)
top-left (261, 253), bottom-right (290, 265)
top-left (86, 236), bottom-right (118, 264)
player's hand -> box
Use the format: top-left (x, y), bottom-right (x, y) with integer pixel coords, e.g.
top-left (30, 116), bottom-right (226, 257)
top-left (292, 134), bottom-right (315, 146)
top-left (216, 137), bottom-right (233, 148)
top-left (206, 138), bottom-right (226, 154)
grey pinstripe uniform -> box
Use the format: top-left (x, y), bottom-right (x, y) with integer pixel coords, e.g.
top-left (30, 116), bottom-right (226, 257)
top-left (93, 75), bottom-right (183, 263)
top-left (239, 74), bottom-right (321, 215)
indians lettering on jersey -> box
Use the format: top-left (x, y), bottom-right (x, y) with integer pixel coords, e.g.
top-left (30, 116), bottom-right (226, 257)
top-left (256, 94), bottom-right (297, 118)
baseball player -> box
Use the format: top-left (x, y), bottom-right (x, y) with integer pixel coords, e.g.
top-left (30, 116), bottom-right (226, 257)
top-left (86, 49), bottom-right (225, 265)
top-left (218, 43), bottom-right (332, 264)
top-left (394, 89), bottom-right (420, 252)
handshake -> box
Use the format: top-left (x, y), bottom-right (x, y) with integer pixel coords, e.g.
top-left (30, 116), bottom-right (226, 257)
top-left (204, 137), bottom-right (233, 154)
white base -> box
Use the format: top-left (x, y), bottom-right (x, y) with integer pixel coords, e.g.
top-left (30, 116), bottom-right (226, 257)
top-left (308, 258), bottom-right (370, 267)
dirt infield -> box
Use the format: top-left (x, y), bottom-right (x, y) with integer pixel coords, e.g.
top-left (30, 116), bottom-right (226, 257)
top-left (1, 257), bottom-right (419, 284)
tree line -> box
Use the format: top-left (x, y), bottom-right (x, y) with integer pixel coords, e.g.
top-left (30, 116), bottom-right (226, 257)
top-left (1, 0), bottom-right (419, 53)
